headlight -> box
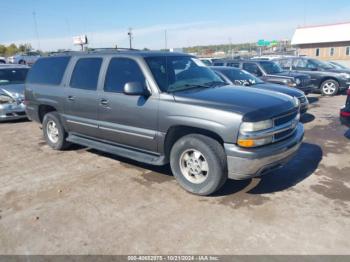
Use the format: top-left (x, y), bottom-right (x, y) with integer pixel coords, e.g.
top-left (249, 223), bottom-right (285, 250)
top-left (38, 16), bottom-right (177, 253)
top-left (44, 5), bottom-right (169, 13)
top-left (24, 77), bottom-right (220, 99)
top-left (340, 73), bottom-right (350, 79)
top-left (240, 119), bottom-right (273, 132)
top-left (0, 94), bottom-right (14, 104)
top-left (295, 78), bottom-right (301, 85)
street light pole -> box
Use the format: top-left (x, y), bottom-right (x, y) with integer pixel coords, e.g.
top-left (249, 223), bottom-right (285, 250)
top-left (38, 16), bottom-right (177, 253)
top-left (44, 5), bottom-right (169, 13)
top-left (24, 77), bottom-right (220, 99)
top-left (128, 28), bottom-right (133, 49)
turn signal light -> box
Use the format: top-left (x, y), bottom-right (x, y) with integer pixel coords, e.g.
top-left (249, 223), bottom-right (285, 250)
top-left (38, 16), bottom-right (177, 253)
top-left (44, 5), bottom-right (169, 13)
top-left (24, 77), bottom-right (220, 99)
top-left (237, 139), bottom-right (255, 148)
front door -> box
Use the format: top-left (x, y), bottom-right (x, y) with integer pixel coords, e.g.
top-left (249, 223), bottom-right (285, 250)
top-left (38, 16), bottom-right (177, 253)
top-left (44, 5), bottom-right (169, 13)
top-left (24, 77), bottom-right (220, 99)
top-left (64, 57), bottom-right (102, 137)
top-left (98, 57), bottom-right (158, 153)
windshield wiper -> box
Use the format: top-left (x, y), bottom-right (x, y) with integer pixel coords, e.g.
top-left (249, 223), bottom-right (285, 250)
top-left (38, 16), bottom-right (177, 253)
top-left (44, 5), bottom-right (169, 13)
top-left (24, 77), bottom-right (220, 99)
top-left (203, 81), bottom-right (227, 87)
top-left (168, 84), bottom-right (212, 93)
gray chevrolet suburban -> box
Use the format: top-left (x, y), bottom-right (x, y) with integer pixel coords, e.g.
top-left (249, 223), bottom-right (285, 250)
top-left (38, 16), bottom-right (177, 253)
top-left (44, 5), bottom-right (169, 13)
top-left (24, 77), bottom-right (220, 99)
top-left (25, 50), bottom-right (304, 195)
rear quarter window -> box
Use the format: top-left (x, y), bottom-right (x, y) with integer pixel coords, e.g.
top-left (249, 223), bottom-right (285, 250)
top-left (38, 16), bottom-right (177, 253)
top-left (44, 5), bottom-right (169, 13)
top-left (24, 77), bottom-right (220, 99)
top-left (26, 56), bottom-right (70, 85)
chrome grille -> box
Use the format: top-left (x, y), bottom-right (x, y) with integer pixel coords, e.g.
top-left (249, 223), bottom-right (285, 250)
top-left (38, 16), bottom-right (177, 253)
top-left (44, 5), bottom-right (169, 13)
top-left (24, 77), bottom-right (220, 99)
top-left (272, 109), bottom-right (299, 142)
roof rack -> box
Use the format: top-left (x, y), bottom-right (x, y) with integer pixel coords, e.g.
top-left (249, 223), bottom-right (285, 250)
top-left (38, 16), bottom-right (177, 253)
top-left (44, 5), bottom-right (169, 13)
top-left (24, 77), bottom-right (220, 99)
top-left (47, 47), bottom-right (140, 56)
top-left (88, 47), bottom-right (140, 53)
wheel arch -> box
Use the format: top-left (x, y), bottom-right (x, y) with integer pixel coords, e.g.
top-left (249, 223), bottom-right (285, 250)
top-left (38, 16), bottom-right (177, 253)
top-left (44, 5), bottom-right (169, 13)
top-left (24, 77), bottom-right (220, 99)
top-left (38, 104), bottom-right (57, 123)
top-left (163, 125), bottom-right (225, 160)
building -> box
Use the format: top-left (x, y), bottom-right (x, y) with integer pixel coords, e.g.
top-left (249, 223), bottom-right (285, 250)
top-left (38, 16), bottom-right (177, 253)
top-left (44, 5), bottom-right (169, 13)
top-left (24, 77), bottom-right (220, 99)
top-left (291, 22), bottom-right (350, 61)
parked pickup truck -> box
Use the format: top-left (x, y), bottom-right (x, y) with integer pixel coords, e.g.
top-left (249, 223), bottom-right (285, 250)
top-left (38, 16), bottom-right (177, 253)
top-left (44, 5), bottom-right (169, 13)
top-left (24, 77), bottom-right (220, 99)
top-left (25, 51), bottom-right (304, 195)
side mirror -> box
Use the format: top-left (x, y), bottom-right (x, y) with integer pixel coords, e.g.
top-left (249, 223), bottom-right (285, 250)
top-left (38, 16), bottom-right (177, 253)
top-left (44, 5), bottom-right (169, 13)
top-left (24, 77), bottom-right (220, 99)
top-left (123, 82), bottom-right (149, 96)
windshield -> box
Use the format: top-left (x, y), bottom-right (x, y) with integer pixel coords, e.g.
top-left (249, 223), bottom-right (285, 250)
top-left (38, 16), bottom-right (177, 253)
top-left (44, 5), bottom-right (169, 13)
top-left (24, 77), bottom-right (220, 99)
top-left (260, 61), bottom-right (283, 74)
top-left (0, 68), bottom-right (28, 85)
top-left (309, 59), bottom-right (333, 70)
top-left (330, 62), bottom-right (348, 70)
top-left (223, 68), bottom-right (264, 85)
top-left (145, 56), bottom-right (225, 92)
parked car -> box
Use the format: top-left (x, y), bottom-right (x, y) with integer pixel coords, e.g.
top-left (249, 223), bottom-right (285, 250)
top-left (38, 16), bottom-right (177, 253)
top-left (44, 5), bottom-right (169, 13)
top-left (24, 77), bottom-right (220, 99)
top-left (25, 51), bottom-right (304, 196)
top-left (340, 88), bottom-right (350, 127)
top-left (0, 64), bottom-right (29, 121)
top-left (212, 59), bottom-right (313, 94)
top-left (273, 57), bottom-right (350, 96)
top-left (211, 66), bottom-right (309, 115)
top-left (329, 61), bottom-right (349, 70)
top-left (7, 52), bottom-right (41, 65)
top-left (0, 57), bottom-right (6, 64)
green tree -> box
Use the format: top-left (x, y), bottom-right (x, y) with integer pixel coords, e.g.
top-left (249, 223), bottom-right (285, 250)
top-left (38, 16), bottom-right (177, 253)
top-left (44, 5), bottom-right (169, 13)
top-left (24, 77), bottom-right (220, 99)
top-left (5, 43), bottom-right (18, 56)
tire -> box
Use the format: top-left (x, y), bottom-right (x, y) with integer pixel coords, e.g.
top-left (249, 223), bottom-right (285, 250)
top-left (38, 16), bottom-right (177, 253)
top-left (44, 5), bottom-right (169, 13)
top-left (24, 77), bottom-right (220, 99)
top-left (19, 60), bottom-right (26, 65)
top-left (320, 79), bottom-right (339, 96)
top-left (170, 134), bottom-right (227, 196)
top-left (42, 112), bottom-right (71, 150)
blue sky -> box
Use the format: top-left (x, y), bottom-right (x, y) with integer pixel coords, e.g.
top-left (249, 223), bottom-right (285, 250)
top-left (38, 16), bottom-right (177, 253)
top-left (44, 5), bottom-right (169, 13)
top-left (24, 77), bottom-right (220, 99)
top-left (1, 0), bottom-right (350, 51)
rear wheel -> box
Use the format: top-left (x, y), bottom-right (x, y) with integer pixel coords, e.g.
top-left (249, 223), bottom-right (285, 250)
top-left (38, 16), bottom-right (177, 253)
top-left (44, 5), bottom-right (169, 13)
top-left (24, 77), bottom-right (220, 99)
top-left (170, 134), bottom-right (227, 196)
top-left (321, 79), bottom-right (339, 96)
top-left (43, 112), bottom-right (70, 150)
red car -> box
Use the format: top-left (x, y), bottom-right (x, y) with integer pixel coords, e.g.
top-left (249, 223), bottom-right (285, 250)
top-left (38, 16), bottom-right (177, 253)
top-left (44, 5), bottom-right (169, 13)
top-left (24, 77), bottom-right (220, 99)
top-left (340, 88), bottom-right (350, 127)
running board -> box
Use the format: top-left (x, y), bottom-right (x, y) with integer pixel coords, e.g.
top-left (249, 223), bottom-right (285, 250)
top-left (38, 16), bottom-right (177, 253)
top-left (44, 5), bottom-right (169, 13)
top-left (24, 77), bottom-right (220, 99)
top-left (67, 134), bottom-right (167, 166)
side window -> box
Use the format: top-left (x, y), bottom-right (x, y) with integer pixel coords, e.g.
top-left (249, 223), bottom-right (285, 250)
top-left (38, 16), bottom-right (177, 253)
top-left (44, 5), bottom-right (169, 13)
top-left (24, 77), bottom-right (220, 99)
top-left (277, 59), bottom-right (291, 70)
top-left (243, 63), bottom-right (262, 76)
top-left (104, 58), bottom-right (145, 93)
top-left (306, 60), bottom-right (317, 69)
top-left (292, 59), bottom-right (307, 69)
top-left (213, 63), bottom-right (224, 66)
top-left (70, 58), bottom-right (102, 91)
top-left (227, 63), bottom-right (240, 68)
top-left (26, 56), bottom-right (70, 85)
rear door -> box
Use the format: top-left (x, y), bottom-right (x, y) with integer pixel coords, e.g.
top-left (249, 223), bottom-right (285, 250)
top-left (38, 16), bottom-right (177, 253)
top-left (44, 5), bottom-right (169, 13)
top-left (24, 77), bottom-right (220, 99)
top-left (97, 57), bottom-right (158, 152)
top-left (292, 58), bottom-right (320, 88)
top-left (64, 57), bottom-right (102, 137)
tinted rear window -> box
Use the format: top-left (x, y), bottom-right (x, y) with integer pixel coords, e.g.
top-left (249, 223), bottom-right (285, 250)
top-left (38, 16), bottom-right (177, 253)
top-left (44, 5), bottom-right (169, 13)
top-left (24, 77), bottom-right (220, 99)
top-left (70, 58), bottom-right (102, 91)
top-left (26, 57), bottom-right (70, 85)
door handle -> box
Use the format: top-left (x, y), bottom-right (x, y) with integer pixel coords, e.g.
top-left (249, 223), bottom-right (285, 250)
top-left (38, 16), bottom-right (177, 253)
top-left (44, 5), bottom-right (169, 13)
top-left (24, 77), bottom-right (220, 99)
top-left (100, 99), bottom-right (109, 106)
top-left (67, 95), bottom-right (75, 101)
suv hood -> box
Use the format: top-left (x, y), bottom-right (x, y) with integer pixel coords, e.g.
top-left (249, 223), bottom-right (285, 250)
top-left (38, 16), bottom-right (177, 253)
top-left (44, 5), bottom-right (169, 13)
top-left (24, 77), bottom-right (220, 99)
top-left (173, 86), bottom-right (297, 122)
top-left (0, 84), bottom-right (25, 100)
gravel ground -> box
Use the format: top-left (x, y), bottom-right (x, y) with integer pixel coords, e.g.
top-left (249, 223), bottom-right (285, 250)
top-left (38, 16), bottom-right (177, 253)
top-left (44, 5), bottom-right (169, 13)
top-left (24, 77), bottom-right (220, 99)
top-left (0, 93), bottom-right (349, 255)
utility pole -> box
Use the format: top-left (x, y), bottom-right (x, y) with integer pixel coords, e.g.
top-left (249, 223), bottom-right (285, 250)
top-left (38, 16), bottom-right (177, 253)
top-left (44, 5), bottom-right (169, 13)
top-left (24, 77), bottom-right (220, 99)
top-left (128, 28), bottom-right (133, 49)
top-left (164, 30), bottom-right (168, 50)
top-left (32, 11), bottom-right (41, 50)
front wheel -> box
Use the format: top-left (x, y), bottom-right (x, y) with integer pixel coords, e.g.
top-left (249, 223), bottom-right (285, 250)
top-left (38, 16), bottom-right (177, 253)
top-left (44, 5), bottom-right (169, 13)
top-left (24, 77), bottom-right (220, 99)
top-left (170, 134), bottom-right (227, 196)
top-left (43, 112), bottom-right (71, 150)
top-left (321, 80), bottom-right (339, 96)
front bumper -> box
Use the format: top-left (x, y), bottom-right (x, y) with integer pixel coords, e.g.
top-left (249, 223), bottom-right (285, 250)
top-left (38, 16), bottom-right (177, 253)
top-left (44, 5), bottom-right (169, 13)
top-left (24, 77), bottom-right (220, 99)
top-left (225, 123), bottom-right (304, 180)
top-left (0, 103), bottom-right (27, 121)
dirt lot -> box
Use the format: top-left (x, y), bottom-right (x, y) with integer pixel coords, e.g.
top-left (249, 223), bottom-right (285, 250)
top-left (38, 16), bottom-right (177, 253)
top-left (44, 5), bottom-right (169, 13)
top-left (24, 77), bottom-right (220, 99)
top-left (0, 94), bottom-right (349, 255)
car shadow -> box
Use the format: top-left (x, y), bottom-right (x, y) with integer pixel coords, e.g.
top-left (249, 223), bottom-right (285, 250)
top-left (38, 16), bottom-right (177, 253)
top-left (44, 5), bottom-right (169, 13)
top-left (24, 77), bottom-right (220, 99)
top-left (0, 118), bottom-right (30, 124)
top-left (214, 142), bottom-right (322, 196)
top-left (307, 96), bottom-right (319, 104)
top-left (300, 113), bottom-right (315, 124)
top-left (87, 148), bottom-right (173, 176)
